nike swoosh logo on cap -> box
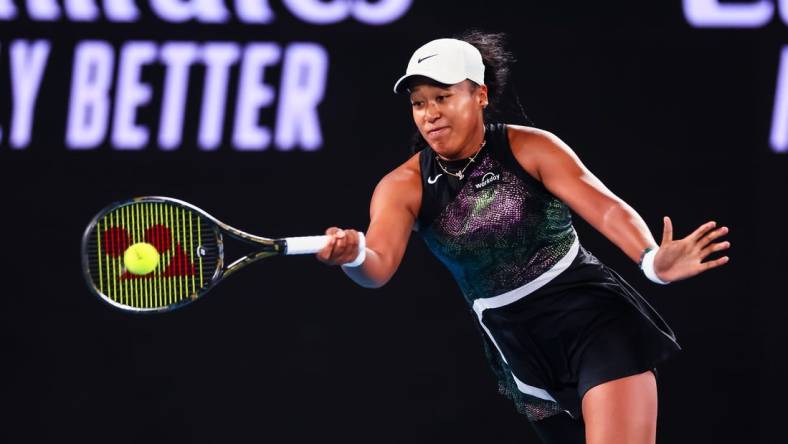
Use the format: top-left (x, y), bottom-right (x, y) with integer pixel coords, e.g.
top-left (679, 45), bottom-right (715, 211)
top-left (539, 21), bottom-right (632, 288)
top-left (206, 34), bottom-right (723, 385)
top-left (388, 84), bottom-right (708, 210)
top-left (418, 54), bottom-right (438, 63)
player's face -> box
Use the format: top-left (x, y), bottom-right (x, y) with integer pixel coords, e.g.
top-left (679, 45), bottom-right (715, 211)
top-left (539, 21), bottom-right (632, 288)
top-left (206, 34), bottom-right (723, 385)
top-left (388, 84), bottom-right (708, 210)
top-left (409, 80), bottom-right (488, 159)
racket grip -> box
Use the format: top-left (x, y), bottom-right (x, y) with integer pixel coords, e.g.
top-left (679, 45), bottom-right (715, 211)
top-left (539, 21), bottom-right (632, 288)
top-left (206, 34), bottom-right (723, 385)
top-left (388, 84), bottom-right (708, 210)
top-left (283, 232), bottom-right (366, 262)
top-left (284, 235), bottom-right (330, 255)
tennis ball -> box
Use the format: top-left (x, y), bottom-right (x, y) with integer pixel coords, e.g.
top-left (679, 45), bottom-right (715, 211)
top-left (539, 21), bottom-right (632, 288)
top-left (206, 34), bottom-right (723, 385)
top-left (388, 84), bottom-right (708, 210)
top-left (124, 242), bottom-right (160, 275)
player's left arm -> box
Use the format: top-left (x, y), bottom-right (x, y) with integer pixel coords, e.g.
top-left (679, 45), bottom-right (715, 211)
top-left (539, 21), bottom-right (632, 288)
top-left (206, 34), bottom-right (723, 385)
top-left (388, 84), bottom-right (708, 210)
top-left (507, 125), bottom-right (730, 281)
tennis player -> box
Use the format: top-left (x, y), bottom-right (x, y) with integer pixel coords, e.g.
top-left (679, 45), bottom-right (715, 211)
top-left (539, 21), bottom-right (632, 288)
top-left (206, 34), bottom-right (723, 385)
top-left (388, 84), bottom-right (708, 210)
top-left (316, 30), bottom-right (730, 444)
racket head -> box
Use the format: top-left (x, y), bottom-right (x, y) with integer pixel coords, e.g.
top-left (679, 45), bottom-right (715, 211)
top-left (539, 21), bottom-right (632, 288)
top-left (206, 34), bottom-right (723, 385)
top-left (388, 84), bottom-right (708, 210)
top-left (81, 196), bottom-right (225, 313)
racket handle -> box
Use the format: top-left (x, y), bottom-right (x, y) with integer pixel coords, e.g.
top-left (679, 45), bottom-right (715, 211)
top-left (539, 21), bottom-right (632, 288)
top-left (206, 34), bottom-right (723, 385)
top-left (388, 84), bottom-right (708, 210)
top-left (284, 232), bottom-right (366, 265)
top-left (284, 235), bottom-right (329, 254)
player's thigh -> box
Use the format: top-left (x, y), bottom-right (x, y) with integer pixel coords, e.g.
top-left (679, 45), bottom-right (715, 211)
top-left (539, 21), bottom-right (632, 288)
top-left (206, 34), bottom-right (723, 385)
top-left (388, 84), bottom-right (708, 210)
top-left (581, 370), bottom-right (657, 444)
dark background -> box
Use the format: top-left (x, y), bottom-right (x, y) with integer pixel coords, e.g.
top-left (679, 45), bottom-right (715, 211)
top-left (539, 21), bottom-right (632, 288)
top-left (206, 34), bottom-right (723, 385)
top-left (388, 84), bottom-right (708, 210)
top-left (1, 1), bottom-right (785, 442)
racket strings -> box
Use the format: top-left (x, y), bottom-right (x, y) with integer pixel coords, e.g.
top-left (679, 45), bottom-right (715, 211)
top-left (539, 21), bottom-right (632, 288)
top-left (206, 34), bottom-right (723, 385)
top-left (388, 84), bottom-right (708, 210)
top-left (85, 202), bottom-right (218, 310)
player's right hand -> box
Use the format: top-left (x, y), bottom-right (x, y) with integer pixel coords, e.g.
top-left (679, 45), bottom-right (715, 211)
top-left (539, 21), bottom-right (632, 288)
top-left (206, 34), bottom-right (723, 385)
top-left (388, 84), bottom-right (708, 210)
top-left (316, 227), bottom-right (362, 266)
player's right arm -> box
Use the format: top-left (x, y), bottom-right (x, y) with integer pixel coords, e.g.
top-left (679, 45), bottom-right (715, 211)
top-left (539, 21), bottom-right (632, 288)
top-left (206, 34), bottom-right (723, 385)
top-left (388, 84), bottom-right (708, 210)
top-left (317, 156), bottom-right (422, 288)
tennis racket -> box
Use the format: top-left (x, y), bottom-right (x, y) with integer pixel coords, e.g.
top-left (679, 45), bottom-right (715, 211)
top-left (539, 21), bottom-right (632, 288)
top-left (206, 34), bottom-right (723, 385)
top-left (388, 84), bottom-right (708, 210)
top-left (81, 196), bottom-right (365, 313)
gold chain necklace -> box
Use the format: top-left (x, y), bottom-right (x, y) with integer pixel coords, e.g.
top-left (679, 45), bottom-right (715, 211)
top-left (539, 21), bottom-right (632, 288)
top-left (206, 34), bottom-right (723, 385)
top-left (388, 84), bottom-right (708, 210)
top-left (435, 138), bottom-right (487, 181)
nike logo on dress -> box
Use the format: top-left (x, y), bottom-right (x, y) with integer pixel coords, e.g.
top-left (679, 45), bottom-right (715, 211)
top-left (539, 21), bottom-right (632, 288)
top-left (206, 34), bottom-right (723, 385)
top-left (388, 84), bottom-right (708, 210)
top-left (418, 54), bottom-right (438, 63)
top-left (427, 174), bottom-right (442, 184)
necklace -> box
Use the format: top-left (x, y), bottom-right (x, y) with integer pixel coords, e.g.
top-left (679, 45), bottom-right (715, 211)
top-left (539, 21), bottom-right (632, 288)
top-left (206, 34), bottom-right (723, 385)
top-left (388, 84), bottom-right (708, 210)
top-left (435, 138), bottom-right (487, 181)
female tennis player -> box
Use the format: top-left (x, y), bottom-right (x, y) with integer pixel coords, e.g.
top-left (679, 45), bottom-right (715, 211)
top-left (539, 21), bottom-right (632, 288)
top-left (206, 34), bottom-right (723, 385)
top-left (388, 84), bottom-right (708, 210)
top-left (316, 31), bottom-right (730, 444)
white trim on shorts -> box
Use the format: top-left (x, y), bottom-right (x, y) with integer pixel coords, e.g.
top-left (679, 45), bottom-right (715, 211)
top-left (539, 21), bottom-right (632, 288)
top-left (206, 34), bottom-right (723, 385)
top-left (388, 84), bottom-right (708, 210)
top-left (472, 230), bottom-right (580, 403)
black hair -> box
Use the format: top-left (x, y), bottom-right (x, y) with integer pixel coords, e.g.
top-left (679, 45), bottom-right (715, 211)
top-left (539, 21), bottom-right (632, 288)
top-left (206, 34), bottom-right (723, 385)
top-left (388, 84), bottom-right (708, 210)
top-left (407, 30), bottom-right (534, 154)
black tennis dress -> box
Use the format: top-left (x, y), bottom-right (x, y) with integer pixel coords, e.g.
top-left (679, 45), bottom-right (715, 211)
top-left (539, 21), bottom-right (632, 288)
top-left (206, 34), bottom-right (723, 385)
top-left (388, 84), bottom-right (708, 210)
top-left (414, 122), bottom-right (682, 423)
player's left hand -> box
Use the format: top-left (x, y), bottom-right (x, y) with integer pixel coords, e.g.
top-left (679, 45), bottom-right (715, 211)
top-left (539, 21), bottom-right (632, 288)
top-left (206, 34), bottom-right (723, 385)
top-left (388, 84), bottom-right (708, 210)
top-left (653, 217), bottom-right (730, 282)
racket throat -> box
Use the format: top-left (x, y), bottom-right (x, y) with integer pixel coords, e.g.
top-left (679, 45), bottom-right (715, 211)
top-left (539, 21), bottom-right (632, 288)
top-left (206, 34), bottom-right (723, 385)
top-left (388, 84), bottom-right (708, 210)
top-left (223, 250), bottom-right (279, 279)
top-left (274, 239), bottom-right (288, 254)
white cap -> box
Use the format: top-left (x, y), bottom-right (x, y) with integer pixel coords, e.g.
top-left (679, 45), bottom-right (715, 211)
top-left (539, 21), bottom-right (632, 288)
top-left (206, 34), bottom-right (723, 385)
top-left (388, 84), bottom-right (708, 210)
top-left (393, 38), bottom-right (485, 94)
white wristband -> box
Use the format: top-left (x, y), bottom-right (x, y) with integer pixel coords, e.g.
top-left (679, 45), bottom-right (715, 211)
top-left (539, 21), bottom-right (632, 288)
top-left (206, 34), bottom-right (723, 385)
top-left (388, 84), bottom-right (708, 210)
top-left (341, 232), bottom-right (366, 268)
top-left (640, 246), bottom-right (670, 285)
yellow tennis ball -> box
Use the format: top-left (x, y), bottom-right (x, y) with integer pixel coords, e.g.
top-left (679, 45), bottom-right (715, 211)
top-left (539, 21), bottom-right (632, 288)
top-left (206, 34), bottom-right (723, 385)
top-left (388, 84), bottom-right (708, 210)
top-left (124, 242), bottom-right (160, 275)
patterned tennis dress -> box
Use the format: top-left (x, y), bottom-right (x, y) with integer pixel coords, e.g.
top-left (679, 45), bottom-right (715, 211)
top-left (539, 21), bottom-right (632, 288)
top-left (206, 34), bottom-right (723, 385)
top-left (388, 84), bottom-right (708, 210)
top-left (415, 122), bottom-right (681, 421)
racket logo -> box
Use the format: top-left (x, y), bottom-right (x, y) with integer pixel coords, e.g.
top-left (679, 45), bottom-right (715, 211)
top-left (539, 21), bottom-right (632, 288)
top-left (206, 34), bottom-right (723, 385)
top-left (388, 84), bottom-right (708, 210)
top-left (101, 224), bottom-right (196, 280)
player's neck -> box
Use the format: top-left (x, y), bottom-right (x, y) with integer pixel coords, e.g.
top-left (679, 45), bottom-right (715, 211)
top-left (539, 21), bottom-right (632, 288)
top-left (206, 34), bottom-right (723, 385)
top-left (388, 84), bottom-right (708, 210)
top-left (436, 126), bottom-right (486, 161)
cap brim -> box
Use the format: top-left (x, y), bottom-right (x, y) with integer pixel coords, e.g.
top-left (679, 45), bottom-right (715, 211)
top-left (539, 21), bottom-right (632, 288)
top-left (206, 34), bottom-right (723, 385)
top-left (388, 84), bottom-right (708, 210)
top-left (392, 74), bottom-right (412, 94)
top-left (393, 74), bottom-right (413, 94)
top-left (392, 71), bottom-right (466, 94)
